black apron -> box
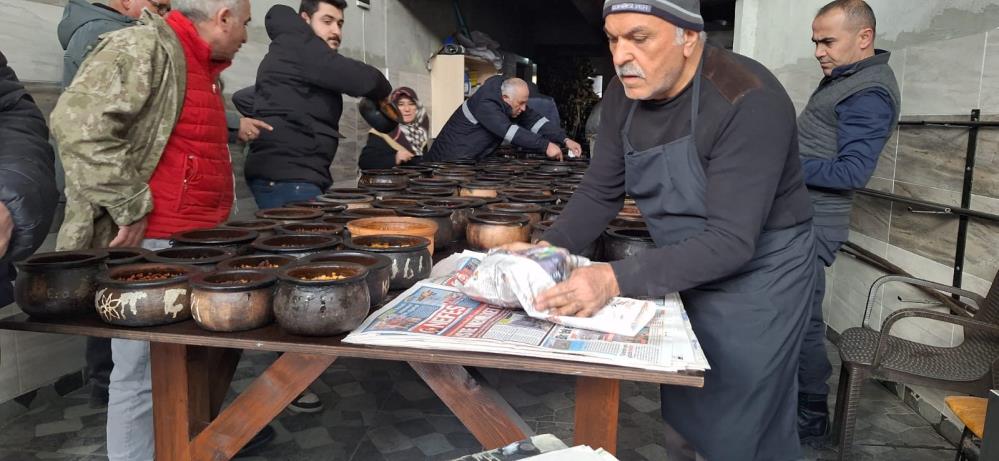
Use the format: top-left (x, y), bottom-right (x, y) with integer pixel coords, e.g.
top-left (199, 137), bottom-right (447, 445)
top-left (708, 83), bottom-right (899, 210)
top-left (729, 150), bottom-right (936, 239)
top-left (621, 62), bottom-right (816, 460)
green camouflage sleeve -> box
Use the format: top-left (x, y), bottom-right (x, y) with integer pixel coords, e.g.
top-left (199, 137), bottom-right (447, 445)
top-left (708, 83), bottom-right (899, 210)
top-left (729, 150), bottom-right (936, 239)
top-left (50, 41), bottom-right (154, 227)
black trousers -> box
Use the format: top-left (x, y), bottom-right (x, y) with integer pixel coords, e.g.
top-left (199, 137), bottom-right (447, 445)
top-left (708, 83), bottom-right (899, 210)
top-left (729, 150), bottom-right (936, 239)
top-left (85, 336), bottom-right (113, 389)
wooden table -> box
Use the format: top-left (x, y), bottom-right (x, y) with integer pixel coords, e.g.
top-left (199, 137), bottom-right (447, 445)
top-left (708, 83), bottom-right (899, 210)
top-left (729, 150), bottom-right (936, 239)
top-left (0, 313), bottom-right (702, 460)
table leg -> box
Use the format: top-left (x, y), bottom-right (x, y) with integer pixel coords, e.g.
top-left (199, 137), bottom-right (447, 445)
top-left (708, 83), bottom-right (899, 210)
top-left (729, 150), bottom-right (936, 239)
top-left (150, 345), bottom-right (336, 461)
top-left (188, 352), bottom-right (336, 460)
top-left (574, 376), bottom-right (620, 454)
top-left (410, 362), bottom-right (532, 449)
top-left (150, 342), bottom-right (197, 461)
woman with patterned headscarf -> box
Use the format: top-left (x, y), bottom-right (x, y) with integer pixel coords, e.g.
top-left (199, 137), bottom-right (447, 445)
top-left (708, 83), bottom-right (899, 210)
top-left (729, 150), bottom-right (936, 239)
top-left (359, 86), bottom-right (429, 169)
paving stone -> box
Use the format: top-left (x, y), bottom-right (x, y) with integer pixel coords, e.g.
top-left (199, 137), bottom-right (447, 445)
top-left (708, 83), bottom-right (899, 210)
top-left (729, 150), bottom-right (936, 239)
top-left (35, 419), bottom-right (83, 438)
top-left (291, 427), bottom-right (334, 450)
top-left (367, 426), bottom-right (413, 454)
top-left (635, 442), bottom-right (669, 461)
top-left (411, 433), bottom-right (454, 457)
top-left (624, 394), bottom-right (661, 413)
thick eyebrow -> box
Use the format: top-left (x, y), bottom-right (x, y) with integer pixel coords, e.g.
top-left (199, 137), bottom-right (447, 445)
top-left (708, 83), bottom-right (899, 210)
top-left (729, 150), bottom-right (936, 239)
top-left (812, 35), bottom-right (835, 44)
top-left (605, 25), bottom-right (652, 39)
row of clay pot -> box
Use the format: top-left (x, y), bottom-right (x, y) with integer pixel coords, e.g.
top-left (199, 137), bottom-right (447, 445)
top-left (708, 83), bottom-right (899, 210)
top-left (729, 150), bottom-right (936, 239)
top-left (13, 228), bottom-right (434, 337)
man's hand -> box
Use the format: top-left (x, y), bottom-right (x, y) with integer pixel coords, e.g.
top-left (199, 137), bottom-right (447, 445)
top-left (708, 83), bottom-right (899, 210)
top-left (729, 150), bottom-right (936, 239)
top-left (545, 143), bottom-right (563, 161)
top-left (564, 138), bottom-right (582, 158)
top-left (395, 150), bottom-right (415, 165)
top-left (535, 263), bottom-right (620, 318)
top-left (237, 117), bottom-right (274, 143)
top-left (108, 216), bottom-right (149, 248)
top-left (0, 202), bottom-right (12, 258)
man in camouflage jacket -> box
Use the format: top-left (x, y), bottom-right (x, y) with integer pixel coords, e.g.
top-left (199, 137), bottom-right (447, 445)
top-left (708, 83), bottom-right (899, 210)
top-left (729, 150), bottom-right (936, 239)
top-left (51, 9), bottom-right (184, 252)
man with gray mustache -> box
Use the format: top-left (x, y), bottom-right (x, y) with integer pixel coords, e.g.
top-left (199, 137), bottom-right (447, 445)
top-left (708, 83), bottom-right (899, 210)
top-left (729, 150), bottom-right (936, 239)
top-left (531, 0), bottom-right (817, 458)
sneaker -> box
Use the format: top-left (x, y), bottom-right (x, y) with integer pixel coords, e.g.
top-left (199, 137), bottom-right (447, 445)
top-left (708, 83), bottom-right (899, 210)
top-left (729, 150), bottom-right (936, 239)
top-left (234, 425), bottom-right (275, 458)
top-left (287, 390), bottom-right (323, 413)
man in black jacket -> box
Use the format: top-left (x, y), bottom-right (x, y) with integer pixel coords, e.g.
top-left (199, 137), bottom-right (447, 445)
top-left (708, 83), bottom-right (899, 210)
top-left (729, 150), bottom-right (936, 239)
top-left (235, 0), bottom-right (391, 209)
top-left (426, 76), bottom-right (582, 162)
top-left (0, 51), bottom-right (59, 307)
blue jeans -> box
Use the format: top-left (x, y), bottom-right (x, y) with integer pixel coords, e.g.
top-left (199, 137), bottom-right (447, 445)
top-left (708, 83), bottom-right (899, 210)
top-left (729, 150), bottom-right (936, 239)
top-left (247, 179), bottom-right (323, 209)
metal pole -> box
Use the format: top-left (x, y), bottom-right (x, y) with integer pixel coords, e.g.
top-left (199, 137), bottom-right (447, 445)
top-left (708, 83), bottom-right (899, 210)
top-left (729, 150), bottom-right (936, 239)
top-left (953, 109), bottom-right (980, 290)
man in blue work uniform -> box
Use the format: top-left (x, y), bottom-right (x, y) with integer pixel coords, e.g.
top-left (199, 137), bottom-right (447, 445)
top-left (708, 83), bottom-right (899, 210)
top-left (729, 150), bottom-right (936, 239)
top-left (426, 76), bottom-right (582, 161)
top-left (795, 0), bottom-right (900, 442)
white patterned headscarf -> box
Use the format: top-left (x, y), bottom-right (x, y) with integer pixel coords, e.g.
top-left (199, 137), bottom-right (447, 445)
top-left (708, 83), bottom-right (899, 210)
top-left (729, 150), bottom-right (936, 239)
top-left (391, 87), bottom-right (429, 154)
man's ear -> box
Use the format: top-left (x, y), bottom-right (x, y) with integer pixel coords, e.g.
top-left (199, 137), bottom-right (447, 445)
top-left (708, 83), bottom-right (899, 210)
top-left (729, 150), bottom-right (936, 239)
top-left (857, 27), bottom-right (875, 51)
top-left (300, 11), bottom-right (311, 24)
top-left (216, 5), bottom-right (232, 27)
top-left (683, 29), bottom-right (699, 58)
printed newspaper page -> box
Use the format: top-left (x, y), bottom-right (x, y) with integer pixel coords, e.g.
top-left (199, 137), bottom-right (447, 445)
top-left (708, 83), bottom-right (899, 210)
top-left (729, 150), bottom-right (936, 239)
top-left (344, 282), bottom-right (709, 372)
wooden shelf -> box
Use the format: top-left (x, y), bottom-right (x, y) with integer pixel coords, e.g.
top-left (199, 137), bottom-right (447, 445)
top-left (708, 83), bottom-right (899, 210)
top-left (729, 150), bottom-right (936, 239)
top-left (429, 54), bottom-right (499, 138)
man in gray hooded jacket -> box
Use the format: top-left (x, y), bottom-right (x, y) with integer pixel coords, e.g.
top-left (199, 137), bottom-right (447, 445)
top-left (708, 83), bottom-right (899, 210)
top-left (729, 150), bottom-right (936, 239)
top-left (58, 0), bottom-right (171, 88)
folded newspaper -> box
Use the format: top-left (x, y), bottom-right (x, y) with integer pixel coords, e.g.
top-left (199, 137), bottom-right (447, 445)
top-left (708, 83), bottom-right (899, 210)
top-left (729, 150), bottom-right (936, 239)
top-left (432, 249), bottom-right (657, 336)
top-left (344, 252), bottom-right (710, 372)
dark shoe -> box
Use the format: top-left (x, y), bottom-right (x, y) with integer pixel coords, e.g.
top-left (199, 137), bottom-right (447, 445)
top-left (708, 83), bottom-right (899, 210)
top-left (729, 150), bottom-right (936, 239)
top-left (287, 390), bottom-right (323, 413)
top-left (798, 392), bottom-right (830, 443)
top-left (235, 425), bottom-right (276, 458)
top-left (88, 385), bottom-right (109, 409)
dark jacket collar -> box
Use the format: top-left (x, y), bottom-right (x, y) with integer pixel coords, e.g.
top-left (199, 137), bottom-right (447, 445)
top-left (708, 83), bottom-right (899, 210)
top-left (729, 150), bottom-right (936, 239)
top-left (828, 49), bottom-right (892, 80)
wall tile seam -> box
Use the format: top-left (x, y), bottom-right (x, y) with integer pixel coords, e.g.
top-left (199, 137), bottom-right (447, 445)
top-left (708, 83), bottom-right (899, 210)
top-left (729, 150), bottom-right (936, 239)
top-left (979, 31), bottom-right (990, 111)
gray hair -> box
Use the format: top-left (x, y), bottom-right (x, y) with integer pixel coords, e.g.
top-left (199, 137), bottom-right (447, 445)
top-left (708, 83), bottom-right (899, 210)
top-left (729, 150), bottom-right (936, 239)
top-left (675, 27), bottom-right (708, 45)
top-left (501, 78), bottom-right (528, 99)
top-left (172, 0), bottom-right (245, 22)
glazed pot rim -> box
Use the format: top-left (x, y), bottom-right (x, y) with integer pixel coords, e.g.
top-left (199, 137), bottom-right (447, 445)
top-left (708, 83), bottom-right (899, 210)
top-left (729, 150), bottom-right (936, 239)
top-left (362, 183), bottom-right (407, 191)
top-left (341, 209), bottom-right (398, 218)
top-left (533, 220), bottom-right (556, 232)
top-left (345, 235), bottom-right (431, 252)
top-left (395, 165), bottom-right (433, 171)
top-left (318, 193), bottom-right (376, 201)
top-left (410, 178), bottom-right (460, 185)
top-left (605, 228), bottom-right (655, 241)
top-left (221, 219), bottom-right (281, 230)
top-left (397, 207), bottom-right (451, 218)
top-left (325, 188), bottom-right (376, 195)
top-left (217, 254), bottom-right (298, 271)
top-left (284, 201), bottom-right (348, 212)
top-left (372, 199), bottom-right (422, 209)
top-left (506, 193), bottom-right (557, 202)
top-left (486, 202), bottom-right (542, 212)
top-left (102, 247), bottom-right (152, 265)
top-left (468, 213), bottom-right (530, 227)
top-left (275, 223), bottom-right (345, 234)
top-left (17, 249), bottom-right (109, 270)
top-left (190, 270), bottom-right (277, 292)
top-left (170, 228), bottom-right (259, 245)
top-left (418, 197), bottom-right (484, 209)
top-left (255, 207), bottom-right (324, 220)
top-left (98, 262), bottom-right (195, 288)
top-left (147, 246), bottom-right (234, 265)
top-left (278, 261), bottom-right (370, 286)
top-left (252, 234), bottom-right (342, 251)
top-left (361, 168), bottom-right (411, 176)
top-left (302, 250), bottom-right (392, 270)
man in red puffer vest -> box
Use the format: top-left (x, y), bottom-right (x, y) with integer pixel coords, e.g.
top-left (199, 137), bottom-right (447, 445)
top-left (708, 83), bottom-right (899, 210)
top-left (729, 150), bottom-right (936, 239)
top-left (51, 1), bottom-right (252, 459)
